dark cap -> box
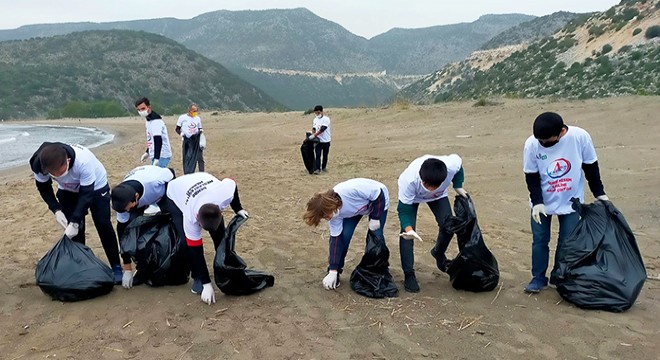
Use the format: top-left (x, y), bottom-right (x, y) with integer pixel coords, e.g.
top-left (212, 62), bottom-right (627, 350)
top-left (313, 105), bottom-right (323, 112)
top-left (533, 112), bottom-right (565, 139)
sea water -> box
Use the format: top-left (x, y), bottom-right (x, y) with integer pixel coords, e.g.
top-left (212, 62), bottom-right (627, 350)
top-left (0, 124), bottom-right (114, 170)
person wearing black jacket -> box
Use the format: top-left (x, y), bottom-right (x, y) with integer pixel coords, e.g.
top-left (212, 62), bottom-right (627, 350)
top-left (29, 142), bottom-right (122, 284)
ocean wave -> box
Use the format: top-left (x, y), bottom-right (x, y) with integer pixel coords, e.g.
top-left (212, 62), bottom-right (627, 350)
top-left (0, 137), bottom-right (16, 144)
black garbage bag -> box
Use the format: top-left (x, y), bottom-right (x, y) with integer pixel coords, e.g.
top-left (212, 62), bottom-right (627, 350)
top-left (35, 236), bottom-right (114, 301)
top-left (350, 230), bottom-right (399, 298)
top-left (120, 214), bottom-right (189, 286)
top-left (554, 199), bottom-right (646, 312)
top-left (213, 216), bottom-right (274, 295)
top-left (446, 195), bottom-right (500, 292)
top-left (301, 132), bottom-right (316, 174)
top-left (182, 133), bottom-right (202, 175)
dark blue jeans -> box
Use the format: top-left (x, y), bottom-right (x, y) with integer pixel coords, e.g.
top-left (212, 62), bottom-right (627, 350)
top-left (328, 211), bottom-right (388, 272)
top-left (530, 211), bottom-right (580, 282)
top-left (314, 142), bottom-right (330, 171)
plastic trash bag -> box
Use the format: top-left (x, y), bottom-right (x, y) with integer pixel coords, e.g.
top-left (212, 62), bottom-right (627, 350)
top-left (182, 133), bottom-right (202, 175)
top-left (120, 214), bottom-right (189, 287)
top-left (446, 195), bottom-right (500, 292)
top-left (213, 216), bottom-right (274, 295)
top-left (35, 235), bottom-right (114, 301)
top-left (554, 199), bottom-right (646, 312)
top-left (301, 132), bottom-right (316, 174)
top-left (350, 230), bottom-right (399, 298)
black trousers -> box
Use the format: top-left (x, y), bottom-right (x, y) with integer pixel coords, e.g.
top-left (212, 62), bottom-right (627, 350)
top-left (314, 142), bottom-right (330, 171)
top-left (399, 196), bottom-right (453, 274)
top-left (57, 185), bottom-right (120, 267)
top-left (188, 216), bottom-right (226, 284)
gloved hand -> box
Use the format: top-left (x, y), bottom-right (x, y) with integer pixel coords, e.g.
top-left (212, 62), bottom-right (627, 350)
top-left (152, 158), bottom-right (159, 166)
top-left (368, 218), bottom-right (380, 231)
top-left (532, 204), bottom-right (547, 224)
top-left (122, 270), bottom-right (134, 289)
top-left (454, 188), bottom-right (468, 197)
top-left (54, 210), bottom-right (68, 229)
top-left (323, 270), bottom-right (339, 290)
top-left (64, 222), bottom-right (79, 238)
top-left (596, 195), bottom-right (609, 201)
top-left (140, 152), bottom-right (149, 162)
top-left (201, 283), bottom-right (216, 305)
top-left (237, 209), bottom-right (249, 218)
top-left (308, 134), bottom-right (316, 141)
top-left (400, 229), bottom-right (423, 242)
top-left (200, 133), bottom-right (207, 149)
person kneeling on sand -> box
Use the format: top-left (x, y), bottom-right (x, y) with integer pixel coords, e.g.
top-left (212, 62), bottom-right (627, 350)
top-left (304, 178), bottom-right (389, 290)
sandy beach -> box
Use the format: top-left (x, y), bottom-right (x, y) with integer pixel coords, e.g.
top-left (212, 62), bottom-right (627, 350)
top-left (0, 96), bottom-right (659, 359)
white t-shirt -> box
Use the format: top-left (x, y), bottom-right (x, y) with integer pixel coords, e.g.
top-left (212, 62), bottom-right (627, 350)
top-left (176, 114), bottom-right (203, 138)
top-left (523, 126), bottom-right (597, 215)
top-left (116, 165), bottom-right (174, 223)
top-left (34, 143), bottom-right (108, 192)
top-left (312, 115), bottom-right (331, 143)
top-left (145, 119), bottom-right (172, 158)
top-left (328, 178), bottom-right (389, 237)
top-left (398, 154), bottom-right (462, 205)
top-left (166, 172), bottom-right (236, 240)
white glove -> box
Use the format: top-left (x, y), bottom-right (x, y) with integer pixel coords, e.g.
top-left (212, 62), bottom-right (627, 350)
top-left (122, 270), bottom-right (134, 289)
top-left (368, 218), bottom-right (380, 231)
top-left (532, 204), bottom-right (547, 224)
top-left (454, 188), bottom-right (468, 197)
top-left (237, 209), bottom-right (249, 219)
top-left (201, 283), bottom-right (216, 305)
top-left (140, 152), bottom-right (149, 162)
top-left (323, 270), bottom-right (339, 290)
top-left (596, 195), bottom-right (609, 201)
top-left (399, 229), bottom-right (423, 242)
top-left (64, 223), bottom-right (79, 238)
top-left (152, 159), bottom-right (159, 166)
top-left (308, 134), bottom-right (316, 141)
top-left (54, 210), bottom-right (68, 229)
top-left (199, 133), bottom-right (207, 149)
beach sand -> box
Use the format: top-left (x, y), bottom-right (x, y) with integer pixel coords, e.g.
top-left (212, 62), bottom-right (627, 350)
top-left (0, 97), bottom-right (659, 359)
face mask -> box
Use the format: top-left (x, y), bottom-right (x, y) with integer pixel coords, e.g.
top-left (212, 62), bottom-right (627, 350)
top-left (539, 139), bottom-right (559, 148)
top-left (191, 112), bottom-right (198, 117)
top-left (316, 114), bottom-right (322, 119)
top-left (138, 110), bottom-right (149, 117)
top-left (51, 167), bottom-right (69, 179)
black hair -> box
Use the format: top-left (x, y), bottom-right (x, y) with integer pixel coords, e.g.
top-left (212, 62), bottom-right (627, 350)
top-left (313, 105), bottom-right (323, 112)
top-left (39, 144), bottom-right (68, 174)
top-left (135, 97), bottom-right (150, 108)
top-left (533, 112), bottom-right (565, 139)
top-left (419, 158), bottom-right (447, 187)
top-left (110, 183), bottom-right (138, 213)
top-left (198, 203), bottom-right (223, 231)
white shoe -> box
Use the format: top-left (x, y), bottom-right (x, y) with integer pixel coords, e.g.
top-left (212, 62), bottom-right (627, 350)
top-left (144, 204), bottom-right (161, 216)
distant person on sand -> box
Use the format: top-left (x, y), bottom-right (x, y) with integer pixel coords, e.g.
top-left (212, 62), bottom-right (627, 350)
top-left (135, 97), bottom-right (172, 168)
top-left (176, 103), bottom-right (206, 174)
top-left (29, 142), bottom-right (123, 284)
top-left (308, 105), bottom-right (331, 175)
top-left (303, 178), bottom-right (389, 290)
top-left (522, 112), bottom-right (608, 293)
top-left (397, 154), bottom-right (468, 293)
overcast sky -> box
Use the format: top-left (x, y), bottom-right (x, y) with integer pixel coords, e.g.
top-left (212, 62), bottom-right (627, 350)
top-left (0, 0), bottom-right (620, 38)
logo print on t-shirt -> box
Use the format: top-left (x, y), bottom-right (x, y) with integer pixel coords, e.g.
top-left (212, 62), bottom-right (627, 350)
top-left (547, 158), bottom-right (571, 179)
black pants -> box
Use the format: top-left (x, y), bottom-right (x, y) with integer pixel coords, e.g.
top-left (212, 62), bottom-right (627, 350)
top-left (314, 142), bottom-right (330, 171)
top-left (188, 216), bottom-right (226, 284)
top-left (399, 197), bottom-right (453, 274)
top-left (57, 185), bottom-right (120, 267)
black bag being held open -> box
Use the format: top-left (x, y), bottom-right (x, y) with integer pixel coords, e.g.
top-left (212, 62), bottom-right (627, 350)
top-left (349, 230), bottom-right (398, 298)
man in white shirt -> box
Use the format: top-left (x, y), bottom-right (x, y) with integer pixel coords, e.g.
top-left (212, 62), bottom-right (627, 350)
top-left (176, 103), bottom-right (206, 174)
top-left (523, 112), bottom-right (608, 293)
top-left (308, 105), bottom-right (331, 175)
top-left (135, 97), bottom-right (172, 168)
top-left (29, 142), bottom-right (123, 284)
top-left (166, 172), bottom-right (249, 305)
top-left (397, 154), bottom-right (468, 292)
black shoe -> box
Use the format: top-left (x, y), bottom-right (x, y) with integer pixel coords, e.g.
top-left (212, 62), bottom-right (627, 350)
top-left (404, 273), bottom-right (420, 293)
top-left (430, 247), bottom-right (450, 273)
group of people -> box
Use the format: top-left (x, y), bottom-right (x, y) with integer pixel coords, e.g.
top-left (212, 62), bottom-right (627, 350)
top-left (304, 111), bottom-right (608, 294)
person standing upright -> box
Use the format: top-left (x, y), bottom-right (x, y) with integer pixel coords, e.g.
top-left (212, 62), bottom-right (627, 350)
top-left (135, 97), bottom-right (172, 168)
top-left (176, 103), bottom-right (206, 174)
top-left (308, 105), bottom-right (331, 175)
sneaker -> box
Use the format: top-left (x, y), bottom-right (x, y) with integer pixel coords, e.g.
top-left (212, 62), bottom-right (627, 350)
top-left (313, 170), bottom-right (321, 175)
top-left (112, 265), bottom-right (123, 285)
top-left (524, 277), bottom-right (548, 294)
top-left (430, 247), bottom-right (450, 273)
top-left (404, 273), bottom-right (420, 293)
top-left (191, 278), bottom-right (203, 294)
top-left (321, 168), bottom-right (328, 173)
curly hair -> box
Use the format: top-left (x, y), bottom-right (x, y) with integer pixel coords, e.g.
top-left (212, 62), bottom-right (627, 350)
top-left (303, 189), bottom-right (342, 227)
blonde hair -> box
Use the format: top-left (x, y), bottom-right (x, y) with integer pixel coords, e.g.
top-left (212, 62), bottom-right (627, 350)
top-left (303, 189), bottom-right (342, 227)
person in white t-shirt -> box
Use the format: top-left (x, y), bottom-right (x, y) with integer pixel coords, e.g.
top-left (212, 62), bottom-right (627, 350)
top-left (135, 97), bottom-right (172, 168)
top-left (397, 154), bottom-right (468, 293)
top-left (522, 112), bottom-right (608, 293)
top-left (166, 172), bottom-right (249, 305)
top-left (110, 165), bottom-right (184, 289)
top-left (176, 103), bottom-right (206, 174)
top-left (303, 178), bottom-right (389, 290)
top-left (29, 142), bottom-right (123, 284)
top-left (307, 105), bottom-right (331, 174)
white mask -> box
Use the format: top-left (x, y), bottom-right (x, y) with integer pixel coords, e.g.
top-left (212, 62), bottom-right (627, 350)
top-left (50, 167), bottom-right (69, 180)
top-left (316, 114), bottom-right (322, 119)
top-left (138, 110), bottom-right (149, 117)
